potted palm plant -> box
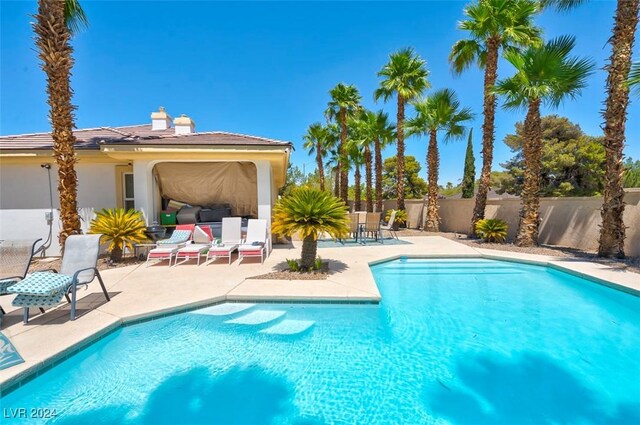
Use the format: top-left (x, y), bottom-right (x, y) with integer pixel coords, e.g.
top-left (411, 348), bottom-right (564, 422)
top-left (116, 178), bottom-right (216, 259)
top-left (272, 187), bottom-right (349, 270)
top-left (88, 208), bottom-right (148, 262)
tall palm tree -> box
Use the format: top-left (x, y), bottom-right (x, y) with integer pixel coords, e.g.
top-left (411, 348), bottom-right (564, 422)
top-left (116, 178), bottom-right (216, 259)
top-left (326, 83), bottom-right (362, 203)
top-left (375, 48), bottom-right (430, 211)
top-left (407, 89), bottom-right (474, 232)
top-left (302, 123), bottom-right (330, 191)
top-left (449, 0), bottom-right (542, 236)
top-left (495, 36), bottom-right (594, 247)
top-left (598, 0), bottom-right (639, 258)
top-left (35, 0), bottom-right (88, 249)
top-left (359, 110), bottom-right (396, 212)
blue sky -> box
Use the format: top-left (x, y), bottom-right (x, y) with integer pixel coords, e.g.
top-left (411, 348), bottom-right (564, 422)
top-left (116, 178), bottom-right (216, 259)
top-left (1, 0), bottom-right (638, 185)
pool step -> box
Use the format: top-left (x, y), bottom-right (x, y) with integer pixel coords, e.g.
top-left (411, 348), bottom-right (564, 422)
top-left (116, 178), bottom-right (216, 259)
top-left (191, 303), bottom-right (256, 317)
top-left (225, 310), bottom-right (287, 326)
top-left (259, 320), bottom-right (315, 336)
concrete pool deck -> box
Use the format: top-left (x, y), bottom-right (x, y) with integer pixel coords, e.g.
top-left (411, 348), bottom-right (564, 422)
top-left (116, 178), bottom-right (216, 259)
top-left (1, 235), bottom-right (638, 392)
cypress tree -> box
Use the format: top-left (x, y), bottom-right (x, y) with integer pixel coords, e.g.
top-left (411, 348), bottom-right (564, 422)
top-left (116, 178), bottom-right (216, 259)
top-left (461, 128), bottom-right (475, 198)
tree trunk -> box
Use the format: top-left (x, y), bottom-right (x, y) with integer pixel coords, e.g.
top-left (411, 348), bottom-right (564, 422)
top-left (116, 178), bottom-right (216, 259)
top-left (374, 137), bottom-right (383, 212)
top-left (339, 109), bottom-right (349, 203)
top-left (470, 37), bottom-right (500, 237)
top-left (316, 147), bottom-right (324, 192)
top-left (110, 245), bottom-right (123, 263)
top-left (35, 0), bottom-right (81, 249)
top-left (515, 99), bottom-right (543, 247)
top-left (354, 164), bottom-right (362, 211)
top-left (364, 146), bottom-right (373, 212)
top-left (334, 168), bottom-right (340, 198)
top-left (316, 146), bottom-right (325, 191)
top-left (300, 235), bottom-right (318, 270)
top-left (425, 130), bottom-right (440, 232)
top-left (598, 0), bottom-right (639, 259)
top-left (396, 94), bottom-right (406, 211)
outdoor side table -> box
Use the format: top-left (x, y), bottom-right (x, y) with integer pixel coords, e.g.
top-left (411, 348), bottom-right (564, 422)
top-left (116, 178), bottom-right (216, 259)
top-left (134, 243), bottom-right (157, 261)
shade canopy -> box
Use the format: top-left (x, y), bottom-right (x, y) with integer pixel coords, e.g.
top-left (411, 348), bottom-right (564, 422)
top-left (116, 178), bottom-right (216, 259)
top-left (153, 162), bottom-right (258, 217)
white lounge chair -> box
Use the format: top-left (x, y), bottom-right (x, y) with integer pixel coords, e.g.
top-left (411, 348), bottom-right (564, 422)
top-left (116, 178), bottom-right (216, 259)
top-left (146, 225), bottom-right (194, 267)
top-left (238, 219), bottom-right (270, 264)
top-left (207, 217), bottom-right (242, 265)
top-left (174, 225), bottom-right (214, 266)
top-left (8, 235), bottom-right (110, 323)
top-left (380, 210), bottom-right (399, 241)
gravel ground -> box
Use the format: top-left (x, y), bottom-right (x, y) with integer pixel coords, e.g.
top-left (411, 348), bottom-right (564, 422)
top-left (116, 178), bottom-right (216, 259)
top-left (396, 229), bottom-right (640, 275)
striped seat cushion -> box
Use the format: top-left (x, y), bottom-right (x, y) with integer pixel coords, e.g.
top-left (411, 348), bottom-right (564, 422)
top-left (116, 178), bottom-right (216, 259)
top-left (7, 272), bottom-right (71, 296)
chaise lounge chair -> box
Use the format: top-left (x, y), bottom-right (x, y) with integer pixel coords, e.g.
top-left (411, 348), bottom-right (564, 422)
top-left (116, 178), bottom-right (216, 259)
top-left (146, 224), bottom-right (195, 267)
top-left (7, 234), bottom-right (110, 323)
top-left (174, 225), bottom-right (214, 266)
top-left (380, 210), bottom-right (399, 241)
top-left (238, 219), bottom-right (270, 264)
top-left (0, 239), bottom-right (42, 317)
top-left (207, 217), bottom-right (242, 265)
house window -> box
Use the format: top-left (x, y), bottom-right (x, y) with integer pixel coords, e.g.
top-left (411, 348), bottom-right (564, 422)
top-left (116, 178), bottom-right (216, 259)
top-left (123, 173), bottom-right (135, 210)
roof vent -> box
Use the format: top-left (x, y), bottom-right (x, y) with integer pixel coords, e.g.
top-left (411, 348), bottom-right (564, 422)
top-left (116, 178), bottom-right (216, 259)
top-left (150, 107), bottom-right (171, 130)
top-left (174, 114), bottom-right (195, 135)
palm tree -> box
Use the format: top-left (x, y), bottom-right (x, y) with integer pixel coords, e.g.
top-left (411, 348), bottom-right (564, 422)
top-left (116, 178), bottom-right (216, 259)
top-left (407, 89), bottom-right (474, 232)
top-left (272, 188), bottom-right (349, 269)
top-left (598, 1), bottom-right (639, 258)
top-left (303, 123), bottom-right (331, 191)
top-left (449, 0), bottom-right (542, 236)
top-left (35, 0), bottom-right (88, 249)
top-left (495, 36), bottom-right (594, 247)
top-left (375, 48), bottom-right (430, 211)
top-left (346, 130), bottom-right (366, 211)
top-left (326, 83), bottom-right (362, 203)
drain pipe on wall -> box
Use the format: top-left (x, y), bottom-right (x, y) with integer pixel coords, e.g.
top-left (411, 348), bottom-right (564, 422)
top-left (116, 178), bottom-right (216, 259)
top-left (34, 164), bottom-right (54, 257)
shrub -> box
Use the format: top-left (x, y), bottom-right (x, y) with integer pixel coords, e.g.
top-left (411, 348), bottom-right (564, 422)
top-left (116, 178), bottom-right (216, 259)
top-left (272, 188), bottom-right (349, 269)
top-left (286, 258), bottom-right (300, 272)
top-left (475, 218), bottom-right (508, 243)
top-left (88, 208), bottom-right (148, 262)
top-left (314, 257), bottom-right (323, 271)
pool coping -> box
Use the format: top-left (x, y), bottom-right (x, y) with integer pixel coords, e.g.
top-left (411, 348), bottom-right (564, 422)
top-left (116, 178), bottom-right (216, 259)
top-left (1, 243), bottom-right (638, 395)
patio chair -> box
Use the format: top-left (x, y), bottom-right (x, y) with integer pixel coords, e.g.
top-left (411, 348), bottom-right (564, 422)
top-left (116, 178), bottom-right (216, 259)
top-left (7, 234), bottom-right (110, 323)
top-left (380, 210), bottom-right (399, 241)
top-left (238, 219), bottom-right (269, 264)
top-left (207, 217), bottom-right (242, 265)
top-left (0, 239), bottom-right (42, 315)
top-left (146, 224), bottom-right (195, 267)
top-left (346, 213), bottom-right (361, 243)
top-left (364, 212), bottom-right (382, 241)
top-left (174, 225), bottom-right (214, 266)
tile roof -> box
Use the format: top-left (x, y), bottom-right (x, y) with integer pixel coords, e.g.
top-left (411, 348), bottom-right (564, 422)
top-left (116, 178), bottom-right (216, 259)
top-left (0, 124), bottom-right (293, 151)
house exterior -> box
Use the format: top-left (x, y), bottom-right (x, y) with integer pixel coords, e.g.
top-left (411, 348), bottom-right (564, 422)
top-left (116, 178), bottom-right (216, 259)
top-left (0, 108), bottom-right (292, 255)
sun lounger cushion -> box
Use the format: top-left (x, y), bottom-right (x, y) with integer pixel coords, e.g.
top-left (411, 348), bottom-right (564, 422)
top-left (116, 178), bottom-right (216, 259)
top-left (7, 272), bottom-right (71, 296)
top-left (0, 278), bottom-right (18, 294)
top-left (157, 230), bottom-right (191, 245)
top-left (12, 290), bottom-right (66, 308)
top-left (209, 244), bottom-right (238, 253)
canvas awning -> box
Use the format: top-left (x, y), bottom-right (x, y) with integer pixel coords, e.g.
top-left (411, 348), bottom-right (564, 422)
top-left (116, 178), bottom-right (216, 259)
top-left (153, 162), bottom-right (258, 217)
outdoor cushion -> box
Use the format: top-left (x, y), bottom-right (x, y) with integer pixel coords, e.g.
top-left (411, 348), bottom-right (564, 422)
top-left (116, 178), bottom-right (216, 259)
top-left (177, 244), bottom-right (209, 253)
top-left (7, 272), bottom-right (71, 296)
top-left (0, 278), bottom-right (18, 295)
top-left (157, 230), bottom-right (191, 245)
top-left (209, 244), bottom-right (238, 253)
top-left (12, 290), bottom-right (66, 308)
top-left (176, 206), bottom-right (202, 224)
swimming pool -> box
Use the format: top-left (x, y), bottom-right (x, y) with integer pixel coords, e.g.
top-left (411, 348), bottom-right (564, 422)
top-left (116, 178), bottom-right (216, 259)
top-left (2, 258), bottom-right (639, 424)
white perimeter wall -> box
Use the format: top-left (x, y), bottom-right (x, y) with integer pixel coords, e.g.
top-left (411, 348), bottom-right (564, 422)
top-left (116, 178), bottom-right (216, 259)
top-left (0, 163), bottom-right (118, 256)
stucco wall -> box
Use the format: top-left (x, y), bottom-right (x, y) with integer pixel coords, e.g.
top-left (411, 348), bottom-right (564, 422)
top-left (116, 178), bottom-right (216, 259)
top-left (379, 190), bottom-right (640, 256)
top-left (0, 163), bottom-right (118, 209)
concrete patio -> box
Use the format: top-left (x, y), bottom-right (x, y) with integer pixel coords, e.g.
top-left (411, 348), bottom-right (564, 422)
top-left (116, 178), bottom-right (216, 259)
top-left (1, 235), bottom-right (638, 392)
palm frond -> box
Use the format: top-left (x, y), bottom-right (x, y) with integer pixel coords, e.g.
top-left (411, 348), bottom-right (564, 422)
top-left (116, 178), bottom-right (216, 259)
top-left (64, 0), bottom-right (88, 35)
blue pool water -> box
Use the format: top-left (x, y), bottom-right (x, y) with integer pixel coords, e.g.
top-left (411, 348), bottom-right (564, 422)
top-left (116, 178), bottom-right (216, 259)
top-left (2, 258), bottom-right (639, 424)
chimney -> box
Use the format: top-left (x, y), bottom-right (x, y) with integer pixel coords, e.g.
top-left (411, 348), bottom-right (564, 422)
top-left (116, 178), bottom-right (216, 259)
top-left (150, 107), bottom-right (171, 130)
top-left (174, 114), bottom-right (195, 135)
